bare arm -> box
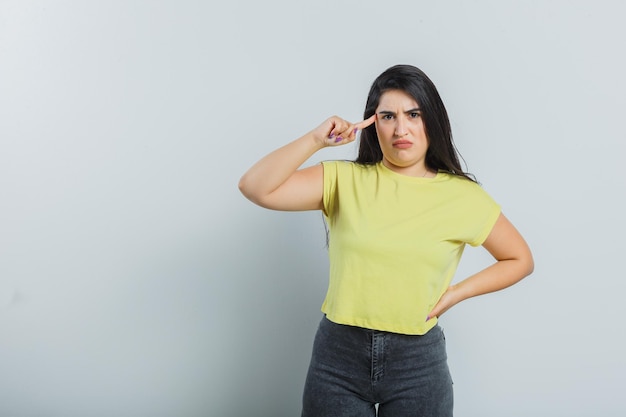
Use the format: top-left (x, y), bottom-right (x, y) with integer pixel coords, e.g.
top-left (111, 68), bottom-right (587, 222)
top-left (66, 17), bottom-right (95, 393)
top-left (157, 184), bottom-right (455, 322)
top-left (238, 115), bottom-right (376, 211)
top-left (428, 213), bottom-right (534, 319)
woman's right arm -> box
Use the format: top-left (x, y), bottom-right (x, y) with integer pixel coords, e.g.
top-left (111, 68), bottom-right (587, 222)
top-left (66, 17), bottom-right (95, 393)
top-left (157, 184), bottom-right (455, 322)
top-left (238, 115), bottom-right (375, 211)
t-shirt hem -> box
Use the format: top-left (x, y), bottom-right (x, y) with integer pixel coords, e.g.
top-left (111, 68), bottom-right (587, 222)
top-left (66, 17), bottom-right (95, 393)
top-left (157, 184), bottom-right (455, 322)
top-left (322, 310), bottom-right (438, 336)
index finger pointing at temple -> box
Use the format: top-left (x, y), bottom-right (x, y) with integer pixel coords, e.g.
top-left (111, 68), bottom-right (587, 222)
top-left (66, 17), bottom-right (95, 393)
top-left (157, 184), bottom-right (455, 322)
top-left (357, 114), bottom-right (376, 129)
top-left (355, 114), bottom-right (376, 130)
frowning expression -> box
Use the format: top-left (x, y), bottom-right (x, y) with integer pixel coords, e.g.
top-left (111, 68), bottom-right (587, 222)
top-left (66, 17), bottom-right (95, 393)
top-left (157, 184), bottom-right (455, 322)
top-left (375, 89), bottom-right (430, 176)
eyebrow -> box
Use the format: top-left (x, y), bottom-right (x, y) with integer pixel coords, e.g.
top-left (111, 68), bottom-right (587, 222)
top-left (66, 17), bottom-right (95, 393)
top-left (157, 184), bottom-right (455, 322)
top-left (377, 108), bottom-right (421, 115)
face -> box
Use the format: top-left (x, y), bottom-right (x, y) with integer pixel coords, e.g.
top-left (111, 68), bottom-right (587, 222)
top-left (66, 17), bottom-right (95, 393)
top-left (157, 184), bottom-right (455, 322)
top-left (374, 89), bottom-right (430, 177)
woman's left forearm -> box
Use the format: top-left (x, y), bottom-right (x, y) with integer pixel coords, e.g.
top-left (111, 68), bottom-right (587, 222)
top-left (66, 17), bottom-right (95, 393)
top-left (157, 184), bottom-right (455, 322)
top-left (455, 213), bottom-right (534, 305)
top-left (428, 213), bottom-right (534, 319)
top-left (453, 257), bottom-right (534, 304)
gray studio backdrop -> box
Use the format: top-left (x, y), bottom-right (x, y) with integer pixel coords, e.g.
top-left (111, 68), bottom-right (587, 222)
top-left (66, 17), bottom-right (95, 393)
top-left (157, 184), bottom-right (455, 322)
top-left (1, 1), bottom-right (625, 416)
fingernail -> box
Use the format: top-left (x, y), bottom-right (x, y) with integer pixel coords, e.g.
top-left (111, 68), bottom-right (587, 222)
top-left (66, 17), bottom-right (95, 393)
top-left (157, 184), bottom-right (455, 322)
top-left (353, 128), bottom-right (358, 134)
top-left (426, 316), bottom-right (431, 321)
top-left (335, 136), bottom-right (343, 143)
top-left (328, 133), bottom-right (335, 139)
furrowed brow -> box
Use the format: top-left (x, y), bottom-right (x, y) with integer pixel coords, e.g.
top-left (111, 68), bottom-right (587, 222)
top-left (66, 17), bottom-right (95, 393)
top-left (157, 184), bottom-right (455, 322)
top-left (377, 108), bottom-right (421, 116)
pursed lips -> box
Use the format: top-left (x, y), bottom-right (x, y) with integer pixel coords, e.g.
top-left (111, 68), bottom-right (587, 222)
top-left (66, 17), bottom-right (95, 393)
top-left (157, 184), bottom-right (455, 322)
top-left (392, 139), bottom-right (413, 148)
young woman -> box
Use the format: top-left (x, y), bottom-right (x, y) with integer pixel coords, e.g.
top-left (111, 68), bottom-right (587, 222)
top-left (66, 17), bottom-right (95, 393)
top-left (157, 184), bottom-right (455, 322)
top-left (239, 64), bottom-right (534, 417)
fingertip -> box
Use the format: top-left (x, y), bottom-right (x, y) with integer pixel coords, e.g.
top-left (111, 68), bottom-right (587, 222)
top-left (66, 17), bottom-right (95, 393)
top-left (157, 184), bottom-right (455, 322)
top-left (359, 114), bottom-right (377, 129)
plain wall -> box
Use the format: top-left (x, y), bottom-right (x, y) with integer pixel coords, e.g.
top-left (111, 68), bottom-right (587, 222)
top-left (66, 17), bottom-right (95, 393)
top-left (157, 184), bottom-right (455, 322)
top-left (1, 1), bottom-right (625, 416)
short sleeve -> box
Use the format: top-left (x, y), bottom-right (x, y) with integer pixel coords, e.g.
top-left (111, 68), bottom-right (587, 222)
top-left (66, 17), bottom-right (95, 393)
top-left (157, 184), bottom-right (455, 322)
top-left (467, 185), bottom-right (501, 247)
top-left (321, 161), bottom-right (338, 218)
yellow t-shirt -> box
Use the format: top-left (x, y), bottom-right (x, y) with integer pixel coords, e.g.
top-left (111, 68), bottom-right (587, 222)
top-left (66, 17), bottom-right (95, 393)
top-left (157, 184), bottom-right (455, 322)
top-left (321, 161), bottom-right (501, 335)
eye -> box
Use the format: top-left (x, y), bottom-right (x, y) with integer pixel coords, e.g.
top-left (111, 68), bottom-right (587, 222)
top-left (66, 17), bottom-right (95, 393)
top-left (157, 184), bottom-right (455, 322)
top-left (409, 112), bottom-right (421, 119)
top-left (382, 114), bottom-right (394, 120)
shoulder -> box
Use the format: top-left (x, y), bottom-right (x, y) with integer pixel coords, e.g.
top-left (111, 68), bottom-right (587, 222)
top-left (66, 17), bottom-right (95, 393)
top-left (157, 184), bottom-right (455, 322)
top-left (322, 160), bottom-right (375, 177)
top-left (439, 172), bottom-right (484, 190)
top-left (321, 160), bottom-right (367, 170)
top-left (438, 172), bottom-right (497, 202)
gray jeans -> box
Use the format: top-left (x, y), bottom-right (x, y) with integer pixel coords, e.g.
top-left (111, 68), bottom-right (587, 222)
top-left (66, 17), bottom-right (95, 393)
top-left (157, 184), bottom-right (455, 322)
top-left (302, 316), bottom-right (453, 417)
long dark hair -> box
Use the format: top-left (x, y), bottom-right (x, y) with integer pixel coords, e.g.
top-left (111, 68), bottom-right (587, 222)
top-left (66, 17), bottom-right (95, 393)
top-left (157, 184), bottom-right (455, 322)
top-left (357, 64), bottom-right (475, 182)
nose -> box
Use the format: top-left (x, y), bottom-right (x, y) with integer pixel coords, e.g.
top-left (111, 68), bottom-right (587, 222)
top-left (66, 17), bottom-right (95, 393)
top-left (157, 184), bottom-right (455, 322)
top-left (395, 117), bottom-right (408, 137)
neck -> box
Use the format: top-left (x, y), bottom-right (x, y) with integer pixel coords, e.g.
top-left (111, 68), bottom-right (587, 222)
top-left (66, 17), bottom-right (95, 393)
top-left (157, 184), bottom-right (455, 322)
top-left (382, 159), bottom-right (431, 178)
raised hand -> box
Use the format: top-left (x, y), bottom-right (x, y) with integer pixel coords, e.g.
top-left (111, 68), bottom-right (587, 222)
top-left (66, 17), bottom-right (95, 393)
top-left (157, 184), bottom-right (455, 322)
top-left (240, 114), bottom-right (377, 211)
top-left (311, 115), bottom-right (377, 147)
